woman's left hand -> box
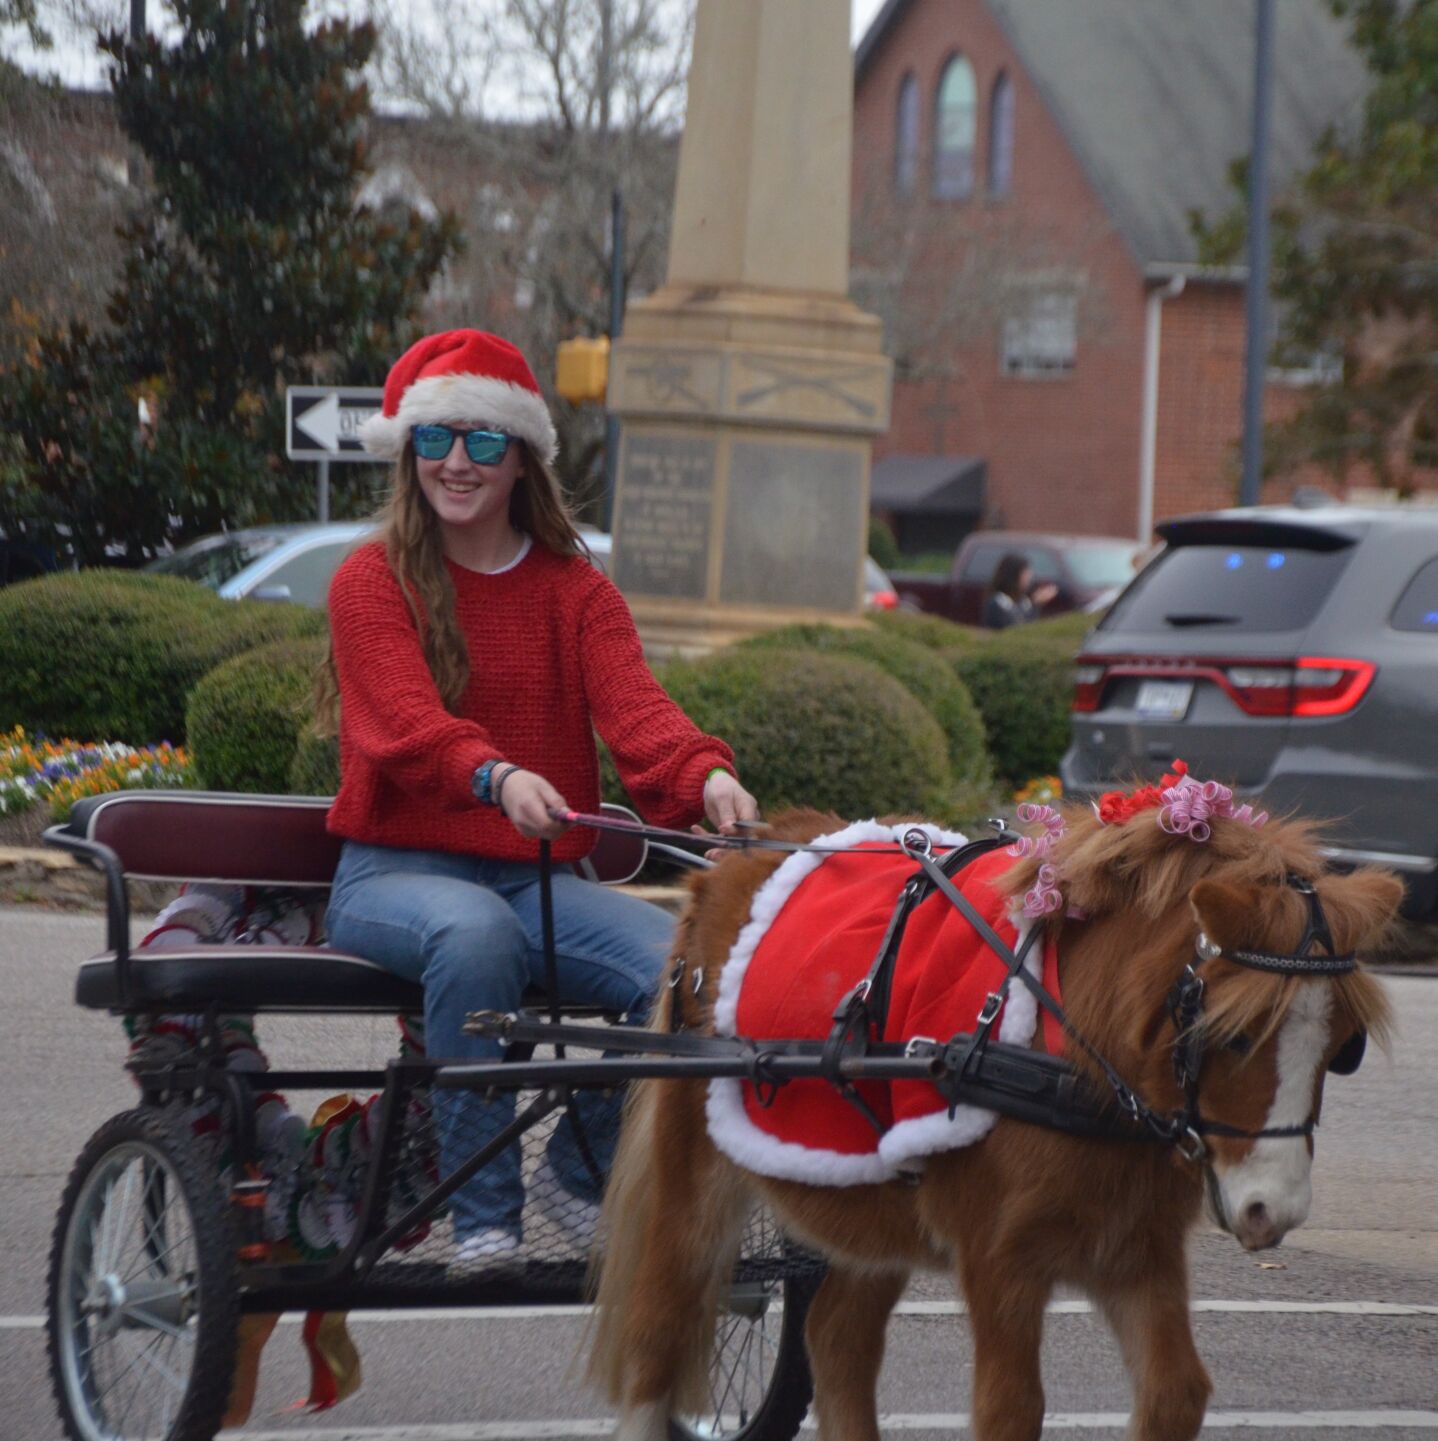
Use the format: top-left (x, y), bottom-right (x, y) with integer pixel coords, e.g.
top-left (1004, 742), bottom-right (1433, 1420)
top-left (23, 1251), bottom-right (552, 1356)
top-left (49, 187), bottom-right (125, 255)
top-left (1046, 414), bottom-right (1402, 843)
top-left (702, 770), bottom-right (760, 836)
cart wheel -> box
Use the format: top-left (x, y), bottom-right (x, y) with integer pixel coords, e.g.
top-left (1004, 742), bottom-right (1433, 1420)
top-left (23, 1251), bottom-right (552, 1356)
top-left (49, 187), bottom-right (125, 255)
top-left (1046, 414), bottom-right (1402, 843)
top-left (670, 1209), bottom-right (820, 1441)
top-left (47, 1107), bottom-right (240, 1441)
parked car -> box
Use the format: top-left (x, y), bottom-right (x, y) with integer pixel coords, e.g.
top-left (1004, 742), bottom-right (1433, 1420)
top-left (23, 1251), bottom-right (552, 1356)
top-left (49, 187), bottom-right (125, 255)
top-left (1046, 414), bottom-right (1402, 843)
top-left (1061, 504), bottom-right (1438, 913)
top-left (581, 529), bottom-right (901, 610)
top-left (893, 530), bottom-right (1143, 624)
top-left (146, 523), bottom-right (375, 606)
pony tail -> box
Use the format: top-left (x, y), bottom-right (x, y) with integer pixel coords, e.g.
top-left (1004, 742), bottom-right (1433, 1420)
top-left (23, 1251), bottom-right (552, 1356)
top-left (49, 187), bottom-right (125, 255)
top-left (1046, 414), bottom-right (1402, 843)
top-left (588, 929), bottom-right (750, 1416)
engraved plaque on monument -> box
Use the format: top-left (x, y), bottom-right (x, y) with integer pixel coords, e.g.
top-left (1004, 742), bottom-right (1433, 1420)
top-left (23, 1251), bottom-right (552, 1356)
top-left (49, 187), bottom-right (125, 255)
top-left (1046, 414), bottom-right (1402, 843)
top-left (612, 433), bottom-right (716, 600)
top-left (719, 441), bottom-right (864, 611)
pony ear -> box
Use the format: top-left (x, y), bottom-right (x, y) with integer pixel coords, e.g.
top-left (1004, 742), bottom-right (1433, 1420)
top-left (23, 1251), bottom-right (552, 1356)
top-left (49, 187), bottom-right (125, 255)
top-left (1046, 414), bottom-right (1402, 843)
top-left (1188, 878), bottom-right (1263, 951)
top-left (1314, 868), bottom-right (1405, 956)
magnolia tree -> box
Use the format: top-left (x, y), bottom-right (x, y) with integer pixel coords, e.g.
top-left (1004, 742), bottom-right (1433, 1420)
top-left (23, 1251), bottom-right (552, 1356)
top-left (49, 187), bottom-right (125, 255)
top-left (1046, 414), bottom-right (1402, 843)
top-left (0, 0), bottom-right (458, 566)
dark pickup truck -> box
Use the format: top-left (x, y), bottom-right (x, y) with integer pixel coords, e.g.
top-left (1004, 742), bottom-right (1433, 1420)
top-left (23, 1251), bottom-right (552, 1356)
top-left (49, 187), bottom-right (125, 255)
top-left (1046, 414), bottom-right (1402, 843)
top-left (892, 530), bottom-right (1143, 626)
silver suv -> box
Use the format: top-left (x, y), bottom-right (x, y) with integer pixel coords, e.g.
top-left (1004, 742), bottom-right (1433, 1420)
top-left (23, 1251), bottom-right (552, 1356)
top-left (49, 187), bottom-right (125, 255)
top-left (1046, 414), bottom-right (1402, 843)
top-left (1062, 505), bottom-right (1438, 912)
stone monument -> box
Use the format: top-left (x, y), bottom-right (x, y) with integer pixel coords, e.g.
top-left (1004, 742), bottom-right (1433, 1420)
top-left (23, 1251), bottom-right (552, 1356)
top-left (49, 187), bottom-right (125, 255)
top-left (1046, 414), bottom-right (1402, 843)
top-left (607, 0), bottom-right (892, 653)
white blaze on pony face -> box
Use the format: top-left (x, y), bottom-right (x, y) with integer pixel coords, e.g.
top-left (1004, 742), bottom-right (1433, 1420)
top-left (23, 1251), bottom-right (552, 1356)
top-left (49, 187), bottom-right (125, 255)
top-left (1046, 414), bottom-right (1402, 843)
top-left (1212, 982), bottom-right (1332, 1251)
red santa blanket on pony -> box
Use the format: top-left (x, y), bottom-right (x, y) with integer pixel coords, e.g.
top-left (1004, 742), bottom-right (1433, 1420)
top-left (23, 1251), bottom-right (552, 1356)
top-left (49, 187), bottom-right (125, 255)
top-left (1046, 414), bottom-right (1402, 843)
top-left (705, 819), bottom-right (1065, 1186)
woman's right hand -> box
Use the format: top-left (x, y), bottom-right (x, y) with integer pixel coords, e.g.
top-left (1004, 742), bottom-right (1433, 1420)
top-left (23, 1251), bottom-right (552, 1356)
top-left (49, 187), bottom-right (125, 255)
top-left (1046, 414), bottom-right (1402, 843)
top-left (497, 767), bottom-right (572, 840)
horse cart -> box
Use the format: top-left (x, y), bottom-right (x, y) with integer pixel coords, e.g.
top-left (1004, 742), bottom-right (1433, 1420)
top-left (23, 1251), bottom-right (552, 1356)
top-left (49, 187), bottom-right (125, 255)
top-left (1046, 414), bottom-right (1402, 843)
top-left (43, 784), bottom-right (1387, 1441)
top-left (42, 790), bottom-right (827, 1441)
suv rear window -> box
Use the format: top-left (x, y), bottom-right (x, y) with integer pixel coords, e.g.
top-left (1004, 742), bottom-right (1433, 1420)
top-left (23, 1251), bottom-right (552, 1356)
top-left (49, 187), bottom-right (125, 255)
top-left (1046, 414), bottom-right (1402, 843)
top-left (1100, 542), bottom-right (1353, 634)
top-left (1390, 556), bottom-right (1438, 632)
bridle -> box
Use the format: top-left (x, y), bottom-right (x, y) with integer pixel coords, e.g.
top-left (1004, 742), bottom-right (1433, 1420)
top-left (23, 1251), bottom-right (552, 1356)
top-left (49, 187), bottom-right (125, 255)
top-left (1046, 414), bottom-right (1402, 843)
top-left (1161, 874), bottom-right (1362, 1163)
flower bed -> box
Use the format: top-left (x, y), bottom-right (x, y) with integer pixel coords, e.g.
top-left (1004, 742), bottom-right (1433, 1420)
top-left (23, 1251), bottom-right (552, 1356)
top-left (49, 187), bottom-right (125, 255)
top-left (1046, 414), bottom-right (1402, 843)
top-left (0, 726), bottom-right (194, 825)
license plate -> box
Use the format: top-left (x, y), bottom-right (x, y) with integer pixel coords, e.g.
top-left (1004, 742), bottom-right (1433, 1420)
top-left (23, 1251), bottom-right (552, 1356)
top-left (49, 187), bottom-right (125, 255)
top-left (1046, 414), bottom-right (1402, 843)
top-left (1135, 680), bottom-right (1194, 721)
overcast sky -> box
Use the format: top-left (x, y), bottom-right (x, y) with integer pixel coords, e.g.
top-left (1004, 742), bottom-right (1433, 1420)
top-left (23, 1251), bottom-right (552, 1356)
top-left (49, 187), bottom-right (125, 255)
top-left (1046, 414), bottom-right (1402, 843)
top-left (7, 0), bottom-right (892, 92)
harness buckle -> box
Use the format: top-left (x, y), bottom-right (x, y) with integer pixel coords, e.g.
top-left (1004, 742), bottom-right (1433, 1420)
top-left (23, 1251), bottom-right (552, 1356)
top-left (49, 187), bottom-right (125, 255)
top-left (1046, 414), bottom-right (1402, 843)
top-left (976, 992), bottom-right (1003, 1027)
top-left (1176, 1127), bottom-right (1207, 1164)
top-left (904, 1035), bottom-right (939, 1059)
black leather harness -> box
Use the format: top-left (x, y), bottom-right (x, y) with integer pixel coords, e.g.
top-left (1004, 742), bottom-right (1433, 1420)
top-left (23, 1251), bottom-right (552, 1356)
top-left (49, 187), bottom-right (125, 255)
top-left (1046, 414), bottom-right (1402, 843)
top-left (466, 836), bottom-right (1368, 1167)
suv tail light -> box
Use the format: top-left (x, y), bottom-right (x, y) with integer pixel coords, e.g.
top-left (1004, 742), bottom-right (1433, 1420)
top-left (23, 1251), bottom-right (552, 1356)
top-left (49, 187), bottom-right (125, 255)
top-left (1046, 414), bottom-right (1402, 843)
top-left (867, 589), bottom-right (899, 611)
top-left (1072, 654), bottom-right (1376, 718)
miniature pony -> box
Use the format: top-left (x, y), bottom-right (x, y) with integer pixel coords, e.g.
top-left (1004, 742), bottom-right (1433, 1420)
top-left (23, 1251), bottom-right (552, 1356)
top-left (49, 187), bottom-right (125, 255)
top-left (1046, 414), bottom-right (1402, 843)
top-left (589, 798), bottom-right (1397, 1441)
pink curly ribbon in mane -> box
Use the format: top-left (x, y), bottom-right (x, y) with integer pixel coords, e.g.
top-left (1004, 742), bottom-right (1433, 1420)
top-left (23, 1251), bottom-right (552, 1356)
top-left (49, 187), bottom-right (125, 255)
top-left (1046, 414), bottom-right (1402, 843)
top-left (1007, 803), bottom-right (1067, 917)
top-left (1158, 776), bottom-right (1269, 844)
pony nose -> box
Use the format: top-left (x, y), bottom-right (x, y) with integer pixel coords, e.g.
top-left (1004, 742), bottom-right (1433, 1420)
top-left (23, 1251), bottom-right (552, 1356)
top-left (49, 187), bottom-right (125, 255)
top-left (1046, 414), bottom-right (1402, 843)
top-left (1236, 1200), bottom-right (1280, 1251)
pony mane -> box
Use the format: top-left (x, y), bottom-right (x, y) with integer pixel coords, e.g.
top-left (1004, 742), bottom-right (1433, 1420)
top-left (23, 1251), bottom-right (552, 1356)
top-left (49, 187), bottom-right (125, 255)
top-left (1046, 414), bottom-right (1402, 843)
top-left (1001, 803), bottom-right (1394, 1054)
top-left (1002, 802), bottom-right (1325, 923)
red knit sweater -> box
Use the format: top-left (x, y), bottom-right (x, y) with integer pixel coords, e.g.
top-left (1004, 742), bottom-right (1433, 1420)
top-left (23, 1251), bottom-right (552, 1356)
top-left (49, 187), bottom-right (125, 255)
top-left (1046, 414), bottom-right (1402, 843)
top-left (326, 540), bottom-right (734, 862)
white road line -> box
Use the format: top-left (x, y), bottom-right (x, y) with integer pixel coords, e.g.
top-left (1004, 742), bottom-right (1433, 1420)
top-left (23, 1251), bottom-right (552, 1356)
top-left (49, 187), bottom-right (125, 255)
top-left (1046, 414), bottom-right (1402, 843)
top-left (193, 1412), bottom-right (1438, 1439)
top-left (3, 1298), bottom-right (1435, 1329)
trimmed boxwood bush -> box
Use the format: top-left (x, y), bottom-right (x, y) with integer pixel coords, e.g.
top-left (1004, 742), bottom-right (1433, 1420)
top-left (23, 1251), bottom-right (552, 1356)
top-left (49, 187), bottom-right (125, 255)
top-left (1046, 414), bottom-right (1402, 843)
top-left (951, 627), bottom-right (1082, 786)
top-left (1023, 609), bottom-right (1098, 647)
top-left (737, 623), bottom-right (990, 785)
top-left (868, 608), bottom-right (984, 653)
top-left (659, 647), bottom-right (950, 818)
top-left (0, 569), bottom-right (325, 745)
top-left (289, 723), bottom-right (340, 796)
top-left (187, 637), bottom-right (326, 792)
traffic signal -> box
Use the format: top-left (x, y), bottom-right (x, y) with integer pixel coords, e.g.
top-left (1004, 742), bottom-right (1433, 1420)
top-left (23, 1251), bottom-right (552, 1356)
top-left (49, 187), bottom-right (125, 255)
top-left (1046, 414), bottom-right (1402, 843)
top-left (555, 336), bottom-right (611, 405)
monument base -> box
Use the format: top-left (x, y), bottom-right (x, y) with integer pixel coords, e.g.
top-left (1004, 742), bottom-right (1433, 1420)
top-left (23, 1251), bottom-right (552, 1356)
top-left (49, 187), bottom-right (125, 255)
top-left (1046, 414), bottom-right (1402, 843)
top-left (607, 287), bottom-right (892, 654)
top-left (627, 596), bottom-right (870, 663)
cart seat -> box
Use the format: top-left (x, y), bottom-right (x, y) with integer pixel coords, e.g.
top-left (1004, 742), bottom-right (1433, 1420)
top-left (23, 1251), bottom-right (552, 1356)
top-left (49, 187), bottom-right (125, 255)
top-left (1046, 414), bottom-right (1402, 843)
top-left (75, 945), bottom-right (426, 1013)
top-left (49, 790), bottom-right (652, 1016)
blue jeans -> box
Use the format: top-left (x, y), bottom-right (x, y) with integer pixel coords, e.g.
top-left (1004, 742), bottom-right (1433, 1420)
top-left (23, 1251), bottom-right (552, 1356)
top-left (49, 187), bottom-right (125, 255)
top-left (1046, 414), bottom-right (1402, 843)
top-left (325, 841), bottom-right (672, 1241)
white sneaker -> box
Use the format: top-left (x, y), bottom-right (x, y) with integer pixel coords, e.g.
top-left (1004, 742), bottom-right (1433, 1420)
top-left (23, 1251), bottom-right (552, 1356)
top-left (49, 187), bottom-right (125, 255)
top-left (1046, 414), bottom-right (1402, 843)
top-left (533, 1156), bottom-right (602, 1251)
top-left (449, 1227), bottom-right (521, 1274)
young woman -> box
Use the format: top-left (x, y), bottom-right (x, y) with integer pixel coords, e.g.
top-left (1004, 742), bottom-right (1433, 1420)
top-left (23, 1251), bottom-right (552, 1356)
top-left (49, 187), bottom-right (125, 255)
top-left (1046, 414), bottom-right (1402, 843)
top-left (318, 329), bottom-right (757, 1268)
top-left (980, 551), bottom-right (1058, 630)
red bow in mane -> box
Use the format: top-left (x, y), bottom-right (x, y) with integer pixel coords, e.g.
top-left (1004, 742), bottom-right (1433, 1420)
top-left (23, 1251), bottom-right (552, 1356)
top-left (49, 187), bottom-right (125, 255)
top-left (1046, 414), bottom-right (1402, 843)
top-left (1096, 760), bottom-right (1189, 826)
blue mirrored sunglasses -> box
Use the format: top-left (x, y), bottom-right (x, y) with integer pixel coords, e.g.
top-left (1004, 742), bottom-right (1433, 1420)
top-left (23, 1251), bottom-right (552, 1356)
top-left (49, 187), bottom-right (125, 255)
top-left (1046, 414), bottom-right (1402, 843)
top-left (411, 424), bottom-right (514, 466)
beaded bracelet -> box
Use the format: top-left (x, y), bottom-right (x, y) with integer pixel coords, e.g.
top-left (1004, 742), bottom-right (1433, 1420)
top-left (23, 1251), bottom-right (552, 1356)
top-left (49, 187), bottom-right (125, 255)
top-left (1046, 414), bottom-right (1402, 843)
top-left (492, 763), bottom-right (521, 812)
top-left (471, 759), bottom-right (499, 805)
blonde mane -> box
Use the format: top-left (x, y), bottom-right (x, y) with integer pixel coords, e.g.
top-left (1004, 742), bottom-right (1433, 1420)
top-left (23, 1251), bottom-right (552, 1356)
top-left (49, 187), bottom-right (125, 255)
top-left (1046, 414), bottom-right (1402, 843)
top-left (1002, 804), bottom-right (1394, 1057)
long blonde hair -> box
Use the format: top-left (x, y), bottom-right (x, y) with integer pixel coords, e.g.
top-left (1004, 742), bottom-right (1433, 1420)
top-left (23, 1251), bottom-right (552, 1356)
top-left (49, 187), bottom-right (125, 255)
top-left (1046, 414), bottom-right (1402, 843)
top-left (314, 440), bottom-right (588, 734)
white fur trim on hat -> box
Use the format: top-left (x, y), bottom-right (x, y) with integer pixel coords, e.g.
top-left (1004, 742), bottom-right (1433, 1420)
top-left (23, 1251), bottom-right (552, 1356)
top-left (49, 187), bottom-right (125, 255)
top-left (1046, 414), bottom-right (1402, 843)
top-left (358, 374), bottom-right (559, 466)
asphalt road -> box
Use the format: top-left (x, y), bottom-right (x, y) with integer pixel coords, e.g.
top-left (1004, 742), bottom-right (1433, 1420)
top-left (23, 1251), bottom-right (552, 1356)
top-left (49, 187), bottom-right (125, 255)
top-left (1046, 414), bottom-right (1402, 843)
top-left (0, 905), bottom-right (1434, 1440)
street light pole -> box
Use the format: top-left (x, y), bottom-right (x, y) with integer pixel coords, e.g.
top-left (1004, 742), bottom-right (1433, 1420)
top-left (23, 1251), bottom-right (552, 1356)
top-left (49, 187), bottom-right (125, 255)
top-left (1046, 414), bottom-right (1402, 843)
top-left (1240, 0), bottom-right (1276, 507)
top-left (604, 188), bottom-right (625, 531)
top-left (130, 0), bottom-right (144, 43)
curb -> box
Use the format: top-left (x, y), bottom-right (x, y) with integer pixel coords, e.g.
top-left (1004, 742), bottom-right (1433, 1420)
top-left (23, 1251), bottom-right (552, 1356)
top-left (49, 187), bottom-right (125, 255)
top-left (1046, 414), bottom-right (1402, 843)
top-left (0, 845), bottom-right (691, 917)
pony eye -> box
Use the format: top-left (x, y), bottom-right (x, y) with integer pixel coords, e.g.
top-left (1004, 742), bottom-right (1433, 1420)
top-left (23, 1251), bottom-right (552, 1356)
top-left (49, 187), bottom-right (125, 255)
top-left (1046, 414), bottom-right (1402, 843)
top-left (1224, 1033), bottom-right (1253, 1058)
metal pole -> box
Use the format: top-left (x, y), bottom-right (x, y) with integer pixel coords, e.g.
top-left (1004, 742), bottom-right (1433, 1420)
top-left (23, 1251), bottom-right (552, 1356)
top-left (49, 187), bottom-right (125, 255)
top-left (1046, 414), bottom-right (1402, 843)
top-left (130, 0), bottom-right (144, 42)
top-left (603, 188), bottom-right (625, 531)
top-left (1240, 0), bottom-right (1276, 507)
top-left (318, 458), bottom-right (330, 523)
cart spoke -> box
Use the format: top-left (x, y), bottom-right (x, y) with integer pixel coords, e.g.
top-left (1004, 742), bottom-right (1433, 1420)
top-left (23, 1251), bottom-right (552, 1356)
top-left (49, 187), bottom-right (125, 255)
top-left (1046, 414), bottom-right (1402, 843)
top-left (124, 1302), bottom-right (194, 1343)
top-left (132, 1328), bottom-right (189, 1394)
top-left (100, 1161), bottom-right (142, 1276)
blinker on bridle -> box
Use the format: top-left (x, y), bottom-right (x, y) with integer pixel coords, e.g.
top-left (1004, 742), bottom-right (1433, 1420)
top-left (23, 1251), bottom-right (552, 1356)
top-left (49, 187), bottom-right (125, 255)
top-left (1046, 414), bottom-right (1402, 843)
top-left (1167, 873), bottom-right (1365, 1161)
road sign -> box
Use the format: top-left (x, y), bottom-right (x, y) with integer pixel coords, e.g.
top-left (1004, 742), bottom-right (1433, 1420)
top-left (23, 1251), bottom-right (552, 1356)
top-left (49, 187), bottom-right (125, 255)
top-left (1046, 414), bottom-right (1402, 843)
top-left (285, 386), bottom-right (385, 462)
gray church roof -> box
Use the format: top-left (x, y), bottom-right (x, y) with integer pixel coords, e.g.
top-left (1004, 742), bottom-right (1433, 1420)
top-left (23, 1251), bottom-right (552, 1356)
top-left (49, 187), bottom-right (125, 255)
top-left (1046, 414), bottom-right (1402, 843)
top-left (856, 0), bottom-right (1369, 270)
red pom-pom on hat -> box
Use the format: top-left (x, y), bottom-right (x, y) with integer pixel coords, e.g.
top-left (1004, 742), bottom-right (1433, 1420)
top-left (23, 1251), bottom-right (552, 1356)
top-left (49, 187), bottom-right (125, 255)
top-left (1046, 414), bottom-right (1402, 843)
top-left (358, 329), bottom-right (559, 465)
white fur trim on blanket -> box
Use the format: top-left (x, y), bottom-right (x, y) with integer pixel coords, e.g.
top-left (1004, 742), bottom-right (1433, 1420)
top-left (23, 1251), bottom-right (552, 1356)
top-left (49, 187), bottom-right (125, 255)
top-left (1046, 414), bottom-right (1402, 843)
top-left (358, 374), bottom-right (559, 465)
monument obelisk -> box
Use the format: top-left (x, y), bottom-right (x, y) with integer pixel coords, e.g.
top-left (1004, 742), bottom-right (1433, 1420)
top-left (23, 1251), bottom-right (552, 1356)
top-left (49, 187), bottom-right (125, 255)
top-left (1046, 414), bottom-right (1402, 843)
top-left (607, 0), bottom-right (892, 653)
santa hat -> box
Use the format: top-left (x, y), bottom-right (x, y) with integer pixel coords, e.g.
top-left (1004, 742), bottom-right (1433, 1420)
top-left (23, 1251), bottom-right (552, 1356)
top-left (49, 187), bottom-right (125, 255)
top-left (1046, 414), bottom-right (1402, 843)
top-left (358, 330), bottom-right (559, 466)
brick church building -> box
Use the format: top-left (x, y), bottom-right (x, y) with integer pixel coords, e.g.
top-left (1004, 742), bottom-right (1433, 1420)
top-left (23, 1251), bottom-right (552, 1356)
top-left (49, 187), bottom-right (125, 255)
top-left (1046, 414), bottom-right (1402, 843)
top-left (850, 0), bottom-right (1368, 548)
